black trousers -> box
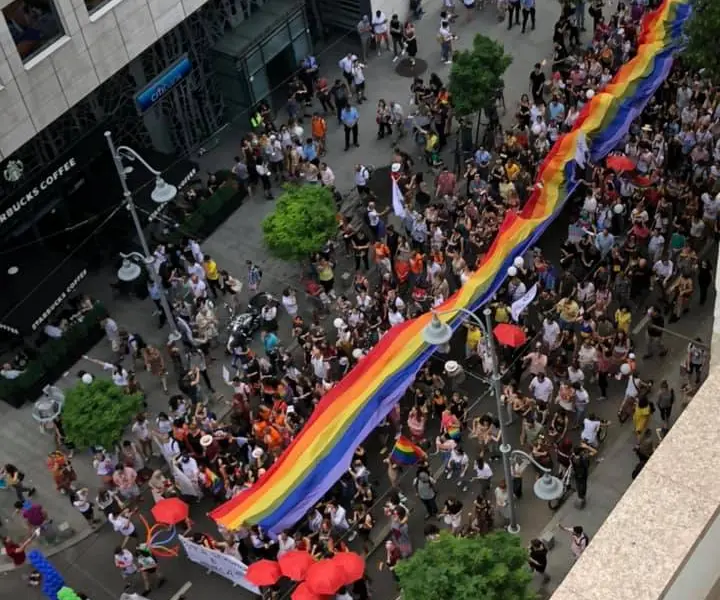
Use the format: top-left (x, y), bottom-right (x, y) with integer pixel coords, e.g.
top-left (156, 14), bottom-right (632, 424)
top-left (507, 2), bottom-right (520, 27)
top-left (522, 7), bottom-right (535, 30)
top-left (344, 124), bottom-right (358, 148)
top-left (574, 476), bottom-right (588, 501)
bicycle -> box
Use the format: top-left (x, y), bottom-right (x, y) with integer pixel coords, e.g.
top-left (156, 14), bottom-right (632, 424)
top-left (548, 461), bottom-right (574, 511)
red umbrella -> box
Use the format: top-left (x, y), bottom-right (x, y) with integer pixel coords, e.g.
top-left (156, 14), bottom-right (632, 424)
top-left (330, 552), bottom-right (365, 584)
top-left (305, 559), bottom-right (346, 596)
top-left (245, 559), bottom-right (282, 587)
top-left (292, 582), bottom-right (330, 600)
top-left (493, 323), bottom-right (527, 348)
top-left (150, 497), bottom-right (189, 525)
top-left (606, 155), bottom-right (636, 172)
top-left (279, 550), bottom-right (316, 581)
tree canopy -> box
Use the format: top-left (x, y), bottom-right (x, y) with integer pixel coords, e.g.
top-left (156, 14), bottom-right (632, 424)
top-left (62, 379), bottom-right (143, 450)
top-left (395, 532), bottom-right (535, 600)
top-left (449, 34), bottom-right (513, 117)
top-left (683, 0), bottom-right (720, 82)
top-left (262, 184), bottom-right (338, 260)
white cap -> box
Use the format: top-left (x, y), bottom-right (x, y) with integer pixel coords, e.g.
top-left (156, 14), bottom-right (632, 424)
top-left (352, 348), bottom-right (364, 359)
top-left (200, 435), bottom-right (213, 448)
top-left (286, 405), bottom-right (296, 415)
top-left (508, 266), bottom-right (518, 277)
top-left (333, 318), bottom-right (346, 330)
top-left (391, 162), bottom-right (401, 173)
top-left (444, 360), bottom-right (460, 374)
top-left (251, 447), bottom-right (264, 459)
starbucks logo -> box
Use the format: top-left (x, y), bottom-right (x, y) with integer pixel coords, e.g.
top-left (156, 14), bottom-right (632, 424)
top-left (4, 159), bottom-right (23, 183)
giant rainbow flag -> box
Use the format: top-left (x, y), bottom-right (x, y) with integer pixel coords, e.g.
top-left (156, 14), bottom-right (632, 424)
top-left (212, 0), bottom-right (693, 533)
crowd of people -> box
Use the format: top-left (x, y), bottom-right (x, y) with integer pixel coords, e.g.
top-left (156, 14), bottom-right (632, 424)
top-left (1, 0), bottom-right (715, 597)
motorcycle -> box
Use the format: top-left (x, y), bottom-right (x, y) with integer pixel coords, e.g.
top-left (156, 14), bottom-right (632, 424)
top-left (225, 292), bottom-right (271, 350)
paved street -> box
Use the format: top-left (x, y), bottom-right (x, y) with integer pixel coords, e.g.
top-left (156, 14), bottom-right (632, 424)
top-left (0, 1), bottom-right (714, 599)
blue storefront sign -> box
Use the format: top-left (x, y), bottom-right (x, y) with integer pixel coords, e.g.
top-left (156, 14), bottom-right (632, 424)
top-left (135, 55), bottom-right (192, 114)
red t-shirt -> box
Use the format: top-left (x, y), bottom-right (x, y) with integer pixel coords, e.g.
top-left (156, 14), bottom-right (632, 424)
top-left (4, 541), bottom-right (26, 566)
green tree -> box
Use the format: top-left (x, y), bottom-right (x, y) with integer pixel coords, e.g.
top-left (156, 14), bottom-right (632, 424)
top-left (262, 184), bottom-right (338, 261)
top-left (449, 34), bottom-right (513, 118)
top-left (62, 379), bottom-right (143, 450)
top-left (395, 532), bottom-right (535, 600)
top-left (683, 0), bottom-right (720, 81)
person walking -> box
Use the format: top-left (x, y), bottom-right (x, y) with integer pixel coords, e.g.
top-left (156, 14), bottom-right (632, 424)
top-left (521, 0), bottom-right (535, 32)
top-left (413, 468), bottom-right (439, 518)
top-left (528, 538), bottom-right (550, 583)
top-left (560, 524), bottom-right (589, 559)
top-left (341, 103), bottom-right (360, 151)
top-left (3, 464), bottom-right (35, 502)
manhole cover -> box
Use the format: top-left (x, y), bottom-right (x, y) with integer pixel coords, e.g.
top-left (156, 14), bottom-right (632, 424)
top-left (395, 57), bottom-right (428, 78)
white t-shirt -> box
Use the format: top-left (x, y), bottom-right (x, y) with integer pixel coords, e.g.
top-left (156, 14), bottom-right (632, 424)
top-left (109, 513), bottom-right (135, 536)
top-left (372, 12), bottom-right (388, 34)
top-left (653, 260), bottom-right (673, 279)
top-left (352, 65), bottom-right (365, 85)
top-left (529, 376), bottom-right (553, 402)
top-left (703, 194), bottom-right (720, 219)
top-left (542, 320), bottom-right (561, 347)
top-left (449, 449), bottom-right (469, 471)
top-left (191, 278), bottom-right (207, 298)
top-left (575, 387), bottom-right (590, 408)
top-left (581, 418), bottom-right (601, 445)
top-left (73, 489), bottom-right (91, 513)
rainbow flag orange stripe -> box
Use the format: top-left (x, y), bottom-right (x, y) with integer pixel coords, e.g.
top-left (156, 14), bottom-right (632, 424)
top-left (211, 0), bottom-right (692, 533)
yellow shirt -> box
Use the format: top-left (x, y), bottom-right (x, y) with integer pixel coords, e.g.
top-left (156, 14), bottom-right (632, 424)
top-left (317, 263), bottom-right (334, 282)
top-left (204, 260), bottom-right (219, 281)
top-left (494, 305), bottom-right (510, 323)
top-left (466, 327), bottom-right (482, 350)
top-left (426, 133), bottom-right (438, 152)
top-left (614, 309), bottom-right (631, 334)
top-left (558, 300), bottom-right (579, 322)
top-left (506, 162), bottom-right (520, 181)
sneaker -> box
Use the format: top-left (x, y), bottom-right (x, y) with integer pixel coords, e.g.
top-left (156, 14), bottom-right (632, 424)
top-left (443, 60), bottom-right (453, 65)
top-left (445, 471), bottom-right (452, 480)
top-left (348, 531), bottom-right (357, 541)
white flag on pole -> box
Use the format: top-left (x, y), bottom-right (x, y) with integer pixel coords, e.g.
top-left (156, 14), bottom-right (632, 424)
top-left (575, 131), bottom-right (589, 168)
top-left (511, 283), bottom-right (538, 322)
top-left (392, 178), bottom-right (406, 218)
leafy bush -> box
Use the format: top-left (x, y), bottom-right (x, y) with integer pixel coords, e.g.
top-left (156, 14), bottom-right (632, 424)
top-left (0, 303), bottom-right (108, 408)
top-left (262, 184), bottom-right (337, 260)
top-left (62, 379), bottom-right (143, 450)
top-left (449, 34), bottom-right (512, 117)
top-left (395, 532), bottom-right (535, 600)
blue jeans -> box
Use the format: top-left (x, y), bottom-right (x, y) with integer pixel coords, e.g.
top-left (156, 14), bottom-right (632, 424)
top-left (441, 41), bottom-right (451, 62)
top-left (575, 2), bottom-right (585, 28)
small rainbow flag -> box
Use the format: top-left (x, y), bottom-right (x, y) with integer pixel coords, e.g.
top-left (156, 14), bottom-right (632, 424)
top-left (390, 436), bottom-right (427, 466)
top-left (447, 426), bottom-right (462, 441)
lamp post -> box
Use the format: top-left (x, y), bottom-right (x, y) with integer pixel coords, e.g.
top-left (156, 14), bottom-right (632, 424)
top-left (422, 306), bottom-right (563, 533)
top-left (104, 131), bottom-right (183, 353)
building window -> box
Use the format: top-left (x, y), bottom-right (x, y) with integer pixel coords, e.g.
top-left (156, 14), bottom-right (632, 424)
top-left (3, 0), bottom-right (65, 62)
top-left (84, 0), bottom-right (110, 14)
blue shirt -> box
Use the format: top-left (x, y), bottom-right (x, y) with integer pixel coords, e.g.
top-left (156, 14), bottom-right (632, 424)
top-left (521, 0), bottom-right (534, 6)
top-left (341, 106), bottom-right (359, 127)
top-left (263, 333), bottom-right (279, 354)
top-left (303, 142), bottom-right (317, 162)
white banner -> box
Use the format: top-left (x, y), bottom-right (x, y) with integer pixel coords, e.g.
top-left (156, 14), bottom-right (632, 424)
top-left (392, 178), bottom-right (406, 218)
top-left (511, 283), bottom-right (538, 323)
top-left (179, 536), bottom-right (260, 595)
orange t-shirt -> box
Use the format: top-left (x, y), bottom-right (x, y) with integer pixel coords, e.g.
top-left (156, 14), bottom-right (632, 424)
top-left (312, 117), bottom-right (327, 138)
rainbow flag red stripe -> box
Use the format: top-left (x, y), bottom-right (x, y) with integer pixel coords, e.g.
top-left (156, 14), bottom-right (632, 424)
top-left (211, 0), bottom-right (692, 534)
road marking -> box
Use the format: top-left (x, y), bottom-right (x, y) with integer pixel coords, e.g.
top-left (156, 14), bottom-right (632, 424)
top-left (170, 581), bottom-right (193, 600)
